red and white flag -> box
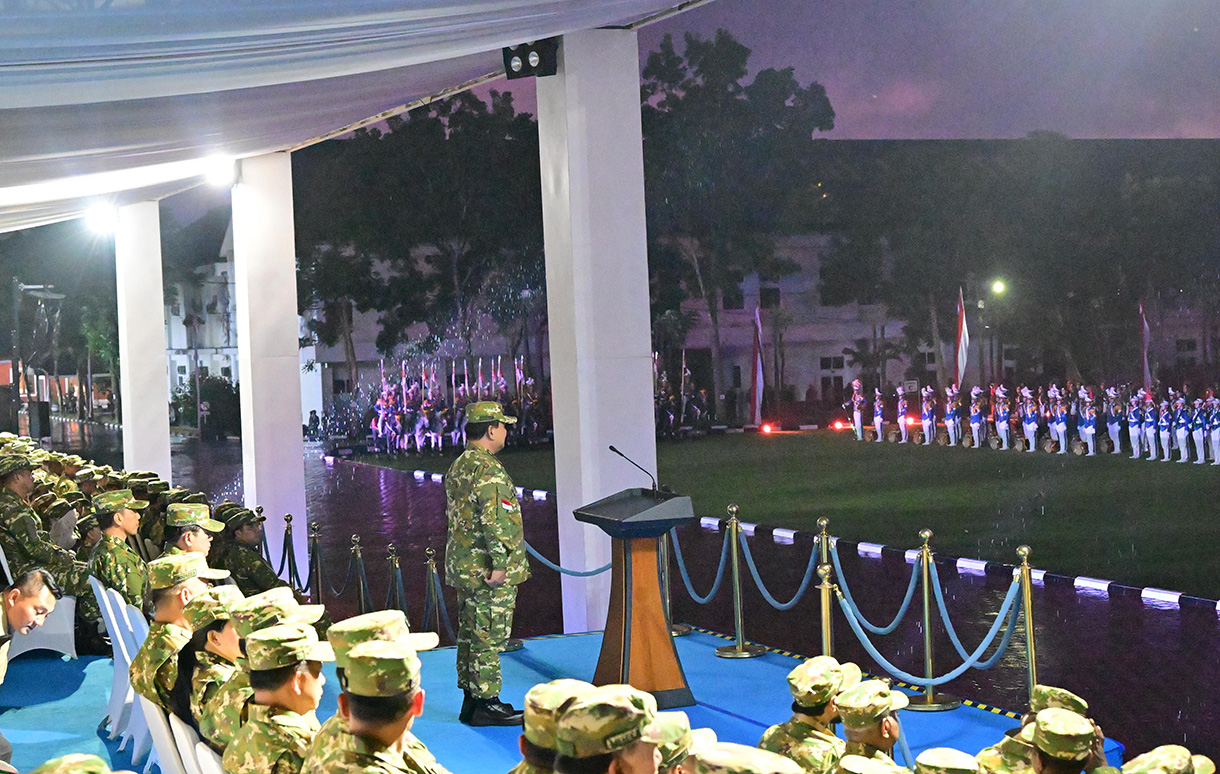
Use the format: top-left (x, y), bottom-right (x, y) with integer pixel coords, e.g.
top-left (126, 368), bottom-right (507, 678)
top-left (955, 287), bottom-right (970, 388)
top-left (749, 307), bottom-right (765, 426)
top-left (1140, 302), bottom-right (1152, 393)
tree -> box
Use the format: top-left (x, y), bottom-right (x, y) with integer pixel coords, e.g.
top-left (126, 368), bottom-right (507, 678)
top-left (642, 30), bottom-right (835, 419)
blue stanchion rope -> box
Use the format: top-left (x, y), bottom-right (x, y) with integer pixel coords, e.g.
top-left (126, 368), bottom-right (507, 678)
top-left (895, 718), bottom-right (916, 771)
top-left (836, 577), bottom-right (1021, 687)
top-left (929, 560), bottom-right (1014, 664)
top-left (670, 527), bottom-right (730, 605)
top-left (737, 532), bottom-right (821, 611)
top-left (523, 539), bottom-right (612, 577)
top-left (830, 542), bottom-right (920, 634)
top-left (394, 565), bottom-right (409, 617)
top-left (316, 544), bottom-right (356, 598)
top-left (356, 556), bottom-right (374, 612)
top-left (430, 568), bottom-right (458, 642)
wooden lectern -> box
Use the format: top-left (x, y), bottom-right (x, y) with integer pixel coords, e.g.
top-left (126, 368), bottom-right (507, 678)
top-left (575, 488), bottom-right (696, 709)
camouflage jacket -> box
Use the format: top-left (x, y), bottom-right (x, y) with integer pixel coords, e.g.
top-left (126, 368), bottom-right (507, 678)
top-left (0, 488), bottom-right (81, 577)
top-left (199, 662), bottom-right (252, 748)
top-left (89, 533), bottom-right (148, 608)
top-left (443, 444), bottom-right (529, 590)
top-left (161, 545), bottom-right (184, 557)
top-left (218, 541), bottom-right (287, 597)
top-left (223, 703), bottom-right (319, 774)
top-left (304, 714), bottom-right (451, 774)
top-left (129, 621), bottom-right (191, 711)
top-left (760, 716), bottom-right (844, 774)
top-left (190, 649), bottom-right (238, 725)
top-left (836, 744), bottom-right (907, 774)
top-left (977, 734), bottom-right (1033, 774)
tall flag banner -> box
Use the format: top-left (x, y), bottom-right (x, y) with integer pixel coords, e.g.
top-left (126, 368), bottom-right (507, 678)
top-left (399, 361), bottom-right (406, 403)
top-left (749, 307), bottom-right (765, 426)
top-left (450, 360), bottom-right (457, 401)
top-left (955, 287), bottom-right (969, 388)
top-left (1140, 302), bottom-right (1152, 393)
top-left (463, 359), bottom-right (470, 395)
top-left (477, 357), bottom-right (484, 399)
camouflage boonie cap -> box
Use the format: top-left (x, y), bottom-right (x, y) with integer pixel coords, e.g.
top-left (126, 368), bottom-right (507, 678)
top-left (344, 640), bottom-right (421, 697)
top-left (45, 498), bottom-right (76, 520)
top-left (655, 711), bottom-right (693, 769)
top-left (213, 501), bottom-right (245, 520)
top-left (77, 513), bottom-right (99, 533)
top-left (146, 480), bottom-right (170, 495)
top-left (916, 748), bottom-right (980, 774)
top-left (838, 755), bottom-right (899, 774)
top-left (555, 684), bottom-right (678, 758)
top-left (836, 680), bottom-right (909, 729)
top-left (522, 678), bottom-right (596, 749)
top-left (1194, 757), bottom-right (1216, 774)
top-left (30, 754), bottom-right (135, 774)
top-left (1121, 746), bottom-right (1193, 774)
top-left (226, 508), bottom-right (265, 530)
top-left (786, 656), bottom-right (862, 706)
top-left (1030, 685), bottom-right (1088, 716)
top-left (327, 610), bottom-right (438, 669)
top-left (93, 489), bottom-right (149, 515)
top-left (1032, 709), bottom-right (1094, 761)
top-left (231, 587), bottom-right (324, 638)
top-left (166, 502), bottom-right (224, 532)
top-left (465, 401), bottom-right (517, 424)
top-left (32, 492), bottom-right (57, 510)
top-left (246, 623), bottom-right (334, 670)
top-left (687, 742), bottom-right (804, 774)
top-left (62, 454), bottom-right (85, 466)
top-left (0, 453), bottom-right (36, 478)
top-left (184, 585), bottom-right (246, 631)
top-left (147, 552), bottom-right (230, 589)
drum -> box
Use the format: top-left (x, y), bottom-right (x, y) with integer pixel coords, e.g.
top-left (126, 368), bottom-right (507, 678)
top-left (1013, 437), bottom-right (1027, 452)
top-left (886, 428), bottom-right (902, 443)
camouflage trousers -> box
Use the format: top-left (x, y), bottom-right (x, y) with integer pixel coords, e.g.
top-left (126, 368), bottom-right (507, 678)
top-left (455, 584), bottom-right (517, 699)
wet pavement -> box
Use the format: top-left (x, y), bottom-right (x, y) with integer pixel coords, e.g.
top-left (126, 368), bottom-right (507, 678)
top-left (39, 417), bottom-right (1220, 757)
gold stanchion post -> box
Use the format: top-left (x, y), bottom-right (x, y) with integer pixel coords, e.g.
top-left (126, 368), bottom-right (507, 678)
top-left (818, 563), bottom-right (835, 657)
top-left (715, 505), bottom-right (765, 659)
top-left (424, 548), bottom-right (441, 634)
top-left (1018, 545), bottom-right (1037, 703)
top-left (308, 521), bottom-right (322, 605)
top-left (906, 528), bottom-right (961, 711)
top-left (387, 543), bottom-right (401, 610)
top-left (352, 535), bottom-right (368, 614)
top-left (660, 531), bottom-right (692, 637)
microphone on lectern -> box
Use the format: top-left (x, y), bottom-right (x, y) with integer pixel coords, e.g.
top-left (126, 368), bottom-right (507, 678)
top-left (608, 445), bottom-right (659, 493)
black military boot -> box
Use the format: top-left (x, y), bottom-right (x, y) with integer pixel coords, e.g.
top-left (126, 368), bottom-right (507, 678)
top-left (459, 690), bottom-right (477, 724)
top-left (466, 696), bottom-right (524, 726)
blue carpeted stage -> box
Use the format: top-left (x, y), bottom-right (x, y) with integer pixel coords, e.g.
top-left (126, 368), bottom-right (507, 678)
top-left (0, 631), bottom-right (1123, 773)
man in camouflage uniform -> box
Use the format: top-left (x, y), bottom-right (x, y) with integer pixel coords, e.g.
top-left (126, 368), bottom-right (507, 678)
top-left (1027, 709), bottom-right (1105, 774)
top-left (444, 401), bottom-right (530, 726)
top-left (215, 507), bottom-right (289, 596)
top-left (760, 656), bottom-right (862, 774)
top-left (182, 585), bottom-right (246, 726)
top-left (909, 749), bottom-right (980, 774)
top-left (978, 685), bottom-right (1089, 774)
top-left (0, 453), bottom-right (99, 625)
top-left (73, 512), bottom-right (101, 563)
top-left (304, 610), bottom-right (441, 774)
top-left (161, 502), bottom-right (224, 558)
top-left (223, 623), bottom-right (333, 774)
top-left (88, 489), bottom-right (149, 608)
top-left (199, 587), bottom-right (324, 748)
top-left (686, 742), bottom-right (803, 774)
top-left (1123, 747), bottom-right (1213, 774)
top-left (509, 679), bottom-right (596, 774)
top-left (129, 553), bottom-right (229, 710)
top-left (553, 684), bottom-right (684, 774)
top-left (832, 681), bottom-right (908, 774)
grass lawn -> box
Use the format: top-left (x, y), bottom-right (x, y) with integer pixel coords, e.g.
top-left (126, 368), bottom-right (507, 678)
top-left (356, 430), bottom-right (1220, 598)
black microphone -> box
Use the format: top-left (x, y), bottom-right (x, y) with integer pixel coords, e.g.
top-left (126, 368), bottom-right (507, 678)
top-left (608, 445), bottom-right (658, 493)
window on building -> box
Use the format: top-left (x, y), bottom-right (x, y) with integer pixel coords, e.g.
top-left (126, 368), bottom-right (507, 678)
top-left (731, 366), bottom-right (742, 388)
top-left (199, 366), bottom-right (210, 378)
top-left (221, 367), bottom-right (232, 378)
top-left (1177, 339), bottom-right (1198, 353)
top-left (820, 357), bottom-right (845, 371)
top-left (759, 287), bottom-right (780, 309)
top-left (722, 284), bottom-right (744, 311)
top-left (334, 378), bottom-right (350, 395)
top-left (177, 365), bottom-right (187, 375)
top-left (921, 351), bottom-right (936, 366)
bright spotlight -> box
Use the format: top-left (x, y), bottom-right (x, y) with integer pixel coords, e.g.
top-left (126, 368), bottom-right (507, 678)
top-left (204, 155), bottom-right (236, 186)
top-left (991, 279), bottom-right (1007, 295)
top-left (833, 420), bottom-right (844, 430)
top-left (762, 423), bottom-right (773, 434)
top-left (85, 203), bottom-right (118, 234)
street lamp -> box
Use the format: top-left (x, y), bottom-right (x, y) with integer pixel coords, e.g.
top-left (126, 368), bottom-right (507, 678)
top-left (988, 280), bottom-right (1007, 383)
top-left (991, 279), bottom-right (1007, 296)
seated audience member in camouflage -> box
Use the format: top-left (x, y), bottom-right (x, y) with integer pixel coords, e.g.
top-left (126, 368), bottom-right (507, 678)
top-left (686, 742), bottom-right (804, 774)
top-left (199, 587), bottom-right (325, 748)
top-left (74, 512), bottom-right (101, 563)
top-left (913, 749), bottom-right (979, 774)
top-left (832, 681), bottom-right (909, 774)
top-left (304, 610), bottom-right (442, 774)
top-left (223, 623), bottom-right (333, 774)
top-left (41, 498), bottom-right (79, 551)
top-left (760, 656), bottom-right (862, 774)
top-left (1027, 709), bottom-right (1106, 774)
top-left (129, 553), bottom-right (229, 711)
top-left (979, 685), bottom-right (1089, 774)
top-left (509, 679), bottom-right (596, 774)
top-left (88, 490), bottom-right (149, 608)
top-left (675, 729), bottom-right (718, 774)
top-left (553, 684), bottom-right (685, 774)
top-left (30, 753), bottom-right (136, 774)
top-left (1122, 747), bottom-right (1212, 774)
top-left (0, 568), bottom-right (63, 768)
top-left (161, 502), bottom-right (225, 558)
top-left (0, 453), bottom-right (99, 625)
top-left (652, 712), bottom-right (693, 774)
top-left (217, 507), bottom-right (289, 596)
top-left (305, 640), bottom-right (431, 774)
top-left (170, 585), bottom-right (246, 730)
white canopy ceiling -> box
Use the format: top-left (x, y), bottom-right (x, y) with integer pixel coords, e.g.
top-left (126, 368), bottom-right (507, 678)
top-left (0, 0), bottom-right (682, 233)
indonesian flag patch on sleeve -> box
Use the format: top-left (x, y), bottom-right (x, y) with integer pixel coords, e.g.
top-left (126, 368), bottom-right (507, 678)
top-left (500, 497), bottom-right (513, 510)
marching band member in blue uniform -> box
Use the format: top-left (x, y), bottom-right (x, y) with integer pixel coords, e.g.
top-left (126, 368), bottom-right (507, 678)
top-left (1145, 394), bottom-right (1160, 461)
top-left (896, 385), bottom-right (910, 443)
top-left (1105, 387), bottom-right (1123, 454)
top-left (921, 386), bottom-right (936, 446)
top-left (1078, 386), bottom-right (1097, 456)
top-left (1020, 387), bottom-right (1038, 452)
top-left (1174, 394), bottom-right (1191, 463)
top-left (994, 385), bottom-right (1012, 450)
top-left (969, 386), bottom-right (984, 449)
top-left (850, 379), bottom-right (866, 441)
top-left (1048, 385), bottom-right (1068, 453)
top-left (873, 388), bottom-right (885, 443)
top-left (944, 386), bottom-right (959, 446)
top-left (1192, 397), bottom-right (1208, 464)
top-left (1127, 391), bottom-right (1143, 459)
top-left (1157, 398), bottom-right (1172, 462)
top-left (1209, 396), bottom-right (1220, 466)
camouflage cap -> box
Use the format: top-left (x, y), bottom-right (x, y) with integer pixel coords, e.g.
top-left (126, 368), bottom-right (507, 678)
top-left (1032, 709), bottom-right (1094, 761)
top-left (836, 680), bottom-right (909, 729)
top-left (0, 453), bottom-right (36, 478)
top-left (522, 678), bottom-right (597, 750)
top-left (30, 754), bottom-right (135, 774)
top-left (327, 610), bottom-right (438, 669)
top-left (184, 585), bottom-right (246, 631)
top-left (1121, 746), bottom-right (1193, 774)
top-left (916, 748), bottom-right (980, 774)
top-left (146, 480), bottom-right (170, 495)
top-left (77, 513), bottom-right (99, 533)
top-left (166, 502), bottom-right (224, 532)
top-left (344, 640), bottom-right (422, 697)
top-left (555, 684), bottom-right (679, 758)
top-left (32, 492), bottom-right (57, 511)
top-left (62, 454), bottom-right (85, 466)
top-left (1194, 757), bottom-right (1216, 774)
top-left (231, 587), bottom-right (324, 638)
top-left (786, 656), bottom-right (863, 706)
top-left (45, 498), bottom-right (76, 520)
top-left (63, 490), bottom-right (89, 505)
top-left (246, 623), bottom-right (334, 670)
top-left (465, 401), bottom-right (518, 424)
top-left (226, 508), bottom-right (265, 530)
top-left (147, 552), bottom-right (230, 590)
top-left (92, 489), bottom-right (149, 515)
top-left (213, 501), bottom-right (245, 520)
top-left (655, 712), bottom-right (693, 769)
top-left (687, 742), bottom-right (804, 774)
top-left (1030, 685), bottom-right (1088, 716)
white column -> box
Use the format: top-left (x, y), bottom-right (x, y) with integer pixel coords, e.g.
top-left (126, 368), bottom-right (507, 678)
top-left (114, 201), bottom-right (173, 479)
top-left (538, 30), bottom-right (657, 633)
top-left (231, 153), bottom-right (308, 564)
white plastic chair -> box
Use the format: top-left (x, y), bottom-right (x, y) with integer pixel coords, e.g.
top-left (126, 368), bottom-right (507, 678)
top-left (194, 742), bottom-right (225, 774)
top-left (168, 712), bottom-right (205, 774)
top-left (0, 544), bottom-right (77, 659)
top-left (90, 576), bottom-right (134, 740)
top-left (115, 601), bottom-right (153, 765)
top-left (137, 694), bottom-right (187, 774)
